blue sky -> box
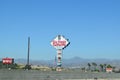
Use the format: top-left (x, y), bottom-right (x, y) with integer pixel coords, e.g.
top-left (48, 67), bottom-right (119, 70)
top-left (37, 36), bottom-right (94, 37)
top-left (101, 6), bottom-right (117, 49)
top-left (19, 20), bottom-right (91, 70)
top-left (0, 0), bottom-right (120, 60)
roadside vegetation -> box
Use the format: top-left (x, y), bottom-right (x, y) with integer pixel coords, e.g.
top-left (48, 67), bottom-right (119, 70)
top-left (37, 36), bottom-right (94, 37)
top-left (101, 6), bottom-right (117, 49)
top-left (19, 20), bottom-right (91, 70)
top-left (0, 61), bottom-right (120, 73)
top-left (80, 62), bottom-right (120, 73)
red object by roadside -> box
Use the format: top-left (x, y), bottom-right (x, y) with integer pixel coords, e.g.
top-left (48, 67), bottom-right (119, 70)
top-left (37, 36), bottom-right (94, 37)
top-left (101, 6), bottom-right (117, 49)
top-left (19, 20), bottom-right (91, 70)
top-left (2, 58), bottom-right (14, 64)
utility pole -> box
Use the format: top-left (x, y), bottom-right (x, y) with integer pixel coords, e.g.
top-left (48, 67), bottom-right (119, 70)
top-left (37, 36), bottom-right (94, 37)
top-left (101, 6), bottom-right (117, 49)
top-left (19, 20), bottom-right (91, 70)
top-left (27, 37), bottom-right (30, 66)
top-left (25, 37), bottom-right (31, 70)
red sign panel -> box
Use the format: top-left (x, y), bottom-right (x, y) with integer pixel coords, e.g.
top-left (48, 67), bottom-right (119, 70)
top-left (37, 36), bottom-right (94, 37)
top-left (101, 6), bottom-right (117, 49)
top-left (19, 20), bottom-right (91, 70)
top-left (2, 58), bottom-right (13, 64)
top-left (52, 40), bottom-right (66, 46)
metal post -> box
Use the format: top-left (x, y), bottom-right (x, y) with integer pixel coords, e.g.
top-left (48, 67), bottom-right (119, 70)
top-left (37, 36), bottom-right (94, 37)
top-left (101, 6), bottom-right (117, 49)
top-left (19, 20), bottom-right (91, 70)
top-left (27, 37), bottom-right (30, 66)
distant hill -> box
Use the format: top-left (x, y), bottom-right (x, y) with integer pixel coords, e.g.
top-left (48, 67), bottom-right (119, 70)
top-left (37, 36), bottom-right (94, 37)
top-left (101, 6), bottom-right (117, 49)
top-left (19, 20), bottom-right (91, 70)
top-left (14, 57), bottom-right (120, 68)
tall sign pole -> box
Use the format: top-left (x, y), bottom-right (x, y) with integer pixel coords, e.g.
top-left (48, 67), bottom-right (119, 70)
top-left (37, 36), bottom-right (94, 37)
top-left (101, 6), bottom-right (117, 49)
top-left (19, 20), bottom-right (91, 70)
top-left (57, 49), bottom-right (62, 67)
top-left (51, 35), bottom-right (70, 71)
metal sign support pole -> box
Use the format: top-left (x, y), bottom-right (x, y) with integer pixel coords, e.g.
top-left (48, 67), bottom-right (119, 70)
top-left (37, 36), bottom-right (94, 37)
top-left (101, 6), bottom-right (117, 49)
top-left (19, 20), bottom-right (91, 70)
top-left (56, 49), bottom-right (62, 71)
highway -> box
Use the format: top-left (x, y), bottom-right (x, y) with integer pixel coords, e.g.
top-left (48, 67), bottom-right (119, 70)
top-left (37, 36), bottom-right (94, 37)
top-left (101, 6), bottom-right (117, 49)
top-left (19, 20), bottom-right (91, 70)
top-left (0, 69), bottom-right (120, 80)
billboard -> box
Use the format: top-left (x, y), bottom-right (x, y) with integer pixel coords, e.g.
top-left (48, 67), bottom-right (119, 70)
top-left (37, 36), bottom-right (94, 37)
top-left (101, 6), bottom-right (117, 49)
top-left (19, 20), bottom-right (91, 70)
top-left (2, 58), bottom-right (14, 64)
top-left (51, 35), bottom-right (69, 49)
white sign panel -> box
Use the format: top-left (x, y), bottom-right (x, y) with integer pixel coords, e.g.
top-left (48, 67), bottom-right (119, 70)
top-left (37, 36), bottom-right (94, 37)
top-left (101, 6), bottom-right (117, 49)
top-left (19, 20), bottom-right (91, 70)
top-left (51, 35), bottom-right (69, 49)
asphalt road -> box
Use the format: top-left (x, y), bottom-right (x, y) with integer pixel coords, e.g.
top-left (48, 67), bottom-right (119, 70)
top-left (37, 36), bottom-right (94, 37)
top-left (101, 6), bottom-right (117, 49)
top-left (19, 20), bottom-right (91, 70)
top-left (0, 69), bottom-right (120, 80)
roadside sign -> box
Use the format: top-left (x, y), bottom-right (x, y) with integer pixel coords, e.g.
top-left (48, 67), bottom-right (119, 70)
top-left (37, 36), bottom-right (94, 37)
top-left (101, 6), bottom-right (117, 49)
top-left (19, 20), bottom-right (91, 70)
top-left (51, 35), bottom-right (69, 49)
